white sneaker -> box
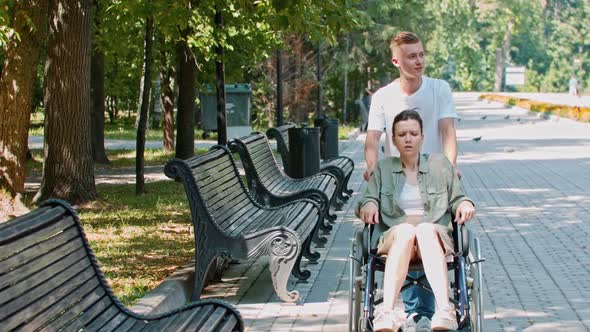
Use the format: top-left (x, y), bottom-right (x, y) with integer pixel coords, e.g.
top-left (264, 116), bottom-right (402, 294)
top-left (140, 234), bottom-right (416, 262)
top-left (402, 313), bottom-right (418, 332)
top-left (373, 307), bottom-right (405, 332)
top-left (415, 316), bottom-right (432, 332)
top-left (431, 307), bottom-right (458, 331)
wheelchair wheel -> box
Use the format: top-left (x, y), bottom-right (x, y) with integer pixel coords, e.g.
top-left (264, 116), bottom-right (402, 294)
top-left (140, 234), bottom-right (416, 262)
top-left (467, 237), bottom-right (484, 332)
top-left (349, 231), bottom-right (364, 332)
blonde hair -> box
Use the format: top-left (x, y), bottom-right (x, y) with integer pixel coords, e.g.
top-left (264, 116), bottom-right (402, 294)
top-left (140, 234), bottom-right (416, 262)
top-left (389, 31), bottom-right (421, 56)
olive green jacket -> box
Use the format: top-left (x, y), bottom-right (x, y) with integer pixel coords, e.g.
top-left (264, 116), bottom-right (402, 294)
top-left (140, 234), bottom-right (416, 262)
top-left (356, 153), bottom-right (474, 247)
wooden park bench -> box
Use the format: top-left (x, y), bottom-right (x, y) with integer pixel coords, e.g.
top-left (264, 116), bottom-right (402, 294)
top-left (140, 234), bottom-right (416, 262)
top-left (0, 200), bottom-right (244, 332)
top-left (266, 122), bottom-right (354, 202)
top-left (164, 145), bottom-right (325, 303)
top-left (229, 133), bottom-right (341, 233)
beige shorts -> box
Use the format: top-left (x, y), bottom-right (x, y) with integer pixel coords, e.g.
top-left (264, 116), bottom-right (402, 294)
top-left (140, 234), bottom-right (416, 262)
top-left (377, 223), bottom-right (455, 257)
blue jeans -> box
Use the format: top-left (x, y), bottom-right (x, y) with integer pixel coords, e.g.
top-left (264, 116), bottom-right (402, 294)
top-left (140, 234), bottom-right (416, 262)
top-left (402, 271), bottom-right (435, 319)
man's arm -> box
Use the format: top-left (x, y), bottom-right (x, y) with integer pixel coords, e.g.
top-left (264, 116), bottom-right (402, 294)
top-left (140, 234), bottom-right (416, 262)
top-left (439, 118), bottom-right (457, 166)
top-left (364, 130), bottom-right (382, 181)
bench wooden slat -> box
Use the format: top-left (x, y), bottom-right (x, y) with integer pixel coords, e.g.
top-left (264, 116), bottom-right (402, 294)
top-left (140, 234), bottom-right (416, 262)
top-left (217, 313), bottom-right (239, 332)
top-left (151, 307), bottom-right (199, 331)
top-left (195, 306), bottom-right (227, 332)
top-left (20, 276), bottom-right (100, 331)
top-left (0, 239), bottom-right (88, 306)
top-left (113, 316), bottom-right (137, 332)
top-left (58, 295), bottom-right (114, 331)
top-left (225, 206), bottom-right (268, 237)
top-left (0, 240), bottom-right (86, 290)
top-left (207, 184), bottom-right (245, 211)
top-left (0, 215), bottom-right (77, 268)
top-left (0, 206), bottom-right (66, 246)
top-left (217, 199), bottom-right (258, 233)
top-left (215, 197), bottom-right (252, 227)
top-left (182, 304), bottom-right (216, 331)
top-left (122, 319), bottom-right (146, 332)
top-left (83, 302), bottom-right (121, 332)
top-left (239, 209), bottom-right (285, 235)
top-left (0, 229), bottom-right (81, 279)
top-left (98, 311), bottom-right (129, 331)
top-left (1, 261), bottom-right (95, 330)
top-left (197, 163), bottom-right (240, 186)
top-left (39, 286), bottom-right (108, 331)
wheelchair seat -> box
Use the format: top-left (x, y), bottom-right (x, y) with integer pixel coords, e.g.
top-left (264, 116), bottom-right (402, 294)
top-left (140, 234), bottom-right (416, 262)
top-left (349, 222), bottom-right (485, 332)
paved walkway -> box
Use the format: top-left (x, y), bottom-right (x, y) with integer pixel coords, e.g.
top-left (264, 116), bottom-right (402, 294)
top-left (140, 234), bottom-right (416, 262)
top-left (196, 92), bottom-right (590, 331)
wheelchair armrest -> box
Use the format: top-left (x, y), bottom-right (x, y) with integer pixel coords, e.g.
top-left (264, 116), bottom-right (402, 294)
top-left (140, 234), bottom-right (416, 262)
top-left (362, 225), bottom-right (373, 260)
top-left (452, 221), bottom-right (471, 258)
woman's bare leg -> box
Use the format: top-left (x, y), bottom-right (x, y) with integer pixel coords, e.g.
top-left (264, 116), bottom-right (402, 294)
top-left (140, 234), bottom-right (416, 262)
top-left (382, 223), bottom-right (417, 310)
top-left (414, 223), bottom-right (451, 310)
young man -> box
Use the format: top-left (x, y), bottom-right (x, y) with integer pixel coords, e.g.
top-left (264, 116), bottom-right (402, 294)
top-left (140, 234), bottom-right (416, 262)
top-left (363, 31), bottom-right (459, 331)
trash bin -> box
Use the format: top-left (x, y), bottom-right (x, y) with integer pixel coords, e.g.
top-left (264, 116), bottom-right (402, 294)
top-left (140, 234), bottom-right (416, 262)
top-left (314, 117), bottom-right (339, 159)
top-left (287, 127), bottom-right (320, 179)
top-left (199, 84), bottom-right (252, 139)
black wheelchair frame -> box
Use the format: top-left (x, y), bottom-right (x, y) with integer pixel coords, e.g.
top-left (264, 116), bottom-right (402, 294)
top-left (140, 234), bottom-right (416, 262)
top-left (348, 221), bottom-right (485, 332)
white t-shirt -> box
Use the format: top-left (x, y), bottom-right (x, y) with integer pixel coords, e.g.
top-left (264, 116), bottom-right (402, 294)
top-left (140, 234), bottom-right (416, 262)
top-left (398, 182), bottom-right (424, 215)
top-left (367, 76), bottom-right (458, 156)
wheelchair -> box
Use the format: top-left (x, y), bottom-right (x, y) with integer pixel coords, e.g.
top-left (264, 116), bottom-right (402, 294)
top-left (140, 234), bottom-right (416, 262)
top-left (348, 221), bottom-right (485, 332)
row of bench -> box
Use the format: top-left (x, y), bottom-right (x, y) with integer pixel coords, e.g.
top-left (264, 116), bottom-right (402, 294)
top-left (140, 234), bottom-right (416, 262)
top-left (168, 130), bottom-right (354, 303)
top-left (0, 125), bottom-right (354, 331)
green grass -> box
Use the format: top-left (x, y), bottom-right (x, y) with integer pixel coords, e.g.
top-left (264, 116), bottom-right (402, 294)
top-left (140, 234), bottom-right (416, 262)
top-left (73, 181), bottom-right (195, 306)
top-left (29, 112), bottom-right (218, 141)
top-left (26, 148), bottom-right (210, 174)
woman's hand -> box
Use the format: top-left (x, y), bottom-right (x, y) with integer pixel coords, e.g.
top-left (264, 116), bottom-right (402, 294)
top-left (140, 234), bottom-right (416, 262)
top-left (360, 201), bottom-right (380, 224)
top-left (455, 200), bottom-right (475, 225)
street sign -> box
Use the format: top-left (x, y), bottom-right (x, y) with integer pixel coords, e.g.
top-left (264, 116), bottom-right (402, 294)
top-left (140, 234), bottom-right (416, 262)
top-left (505, 66), bottom-right (526, 86)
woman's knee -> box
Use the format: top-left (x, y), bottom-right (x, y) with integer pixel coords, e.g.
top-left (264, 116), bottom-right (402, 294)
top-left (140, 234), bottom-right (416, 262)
top-left (394, 223), bottom-right (416, 242)
top-left (415, 223), bottom-right (437, 238)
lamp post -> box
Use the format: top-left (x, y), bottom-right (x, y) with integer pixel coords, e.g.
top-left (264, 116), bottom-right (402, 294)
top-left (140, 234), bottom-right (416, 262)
top-left (215, 7), bottom-right (227, 145)
top-left (276, 50), bottom-right (283, 126)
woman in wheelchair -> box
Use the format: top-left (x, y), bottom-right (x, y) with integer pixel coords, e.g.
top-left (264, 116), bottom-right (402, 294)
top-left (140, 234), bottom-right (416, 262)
top-left (358, 109), bottom-right (475, 331)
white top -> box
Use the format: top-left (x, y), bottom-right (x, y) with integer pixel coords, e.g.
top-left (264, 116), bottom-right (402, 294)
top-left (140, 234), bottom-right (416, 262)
top-left (367, 76), bottom-right (458, 156)
top-left (398, 181), bottom-right (424, 217)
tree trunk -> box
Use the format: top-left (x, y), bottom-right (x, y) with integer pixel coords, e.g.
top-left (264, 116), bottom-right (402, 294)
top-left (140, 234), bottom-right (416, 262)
top-left (0, 0), bottom-right (49, 221)
top-left (151, 75), bottom-right (161, 129)
top-left (493, 47), bottom-right (503, 92)
top-left (175, 37), bottom-right (197, 160)
top-left (34, 0), bottom-right (96, 204)
top-left (161, 66), bottom-right (175, 153)
top-left (90, 0), bottom-right (109, 164)
top-left (136, 16), bottom-right (154, 196)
